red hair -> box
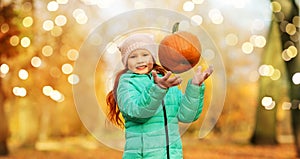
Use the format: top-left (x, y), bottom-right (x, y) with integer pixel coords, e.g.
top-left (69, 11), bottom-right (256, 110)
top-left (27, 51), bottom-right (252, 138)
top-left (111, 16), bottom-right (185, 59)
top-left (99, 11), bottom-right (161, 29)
top-left (106, 64), bottom-right (166, 128)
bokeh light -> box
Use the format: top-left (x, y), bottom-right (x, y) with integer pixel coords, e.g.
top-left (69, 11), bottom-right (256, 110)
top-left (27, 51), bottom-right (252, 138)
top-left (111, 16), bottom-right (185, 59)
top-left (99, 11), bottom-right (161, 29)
top-left (208, 9), bottom-right (223, 24)
top-left (42, 45), bottom-right (54, 57)
top-left (62, 63), bottom-right (73, 74)
top-left (271, 1), bottom-right (281, 13)
top-left (67, 49), bottom-right (79, 61)
top-left (18, 69), bottom-right (29, 80)
top-left (191, 15), bottom-right (203, 26)
top-left (57, 0), bottom-right (69, 4)
top-left (22, 2), bottom-right (32, 12)
top-left (183, 1), bottom-right (195, 12)
top-left (286, 23), bottom-right (296, 35)
top-left (242, 42), bottom-right (254, 54)
top-left (68, 74), bottom-right (80, 85)
top-left (250, 35), bottom-right (266, 48)
top-left (55, 15), bottom-right (67, 26)
top-left (51, 26), bottom-right (63, 37)
top-left (43, 20), bottom-right (54, 31)
top-left (261, 96), bottom-right (276, 110)
top-left (1, 23), bottom-right (9, 33)
top-left (0, 63), bottom-right (9, 75)
top-left (72, 9), bottom-right (88, 24)
top-left (13, 87), bottom-right (27, 97)
top-left (225, 33), bottom-right (238, 46)
top-left (292, 72), bottom-right (300, 85)
top-left (261, 96), bottom-right (273, 107)
top-left (42, 85), bottom-right (53, 96)
top-left (47, 1), bottom-right (59, 12)
top-left (20, 37), bottom-right (31, 48)
top-left (22, 16), bottom-right (33, 28)
top-left (31, 56), bottom-right (42, 68)
top-left (293, 16), bottom-right (300, 27)
top-left (49, 90), bottom-right (64, 102)
top-left (258, 64), bottom-right (275, 77)
top-left (282, 102), bottom-right (292, 110)
top-left (10, 35), bottom-right (19, 46)
top-left (270, 69), bottom-right (281, 81)
top-left (192, 0), bottom-right (204, 4)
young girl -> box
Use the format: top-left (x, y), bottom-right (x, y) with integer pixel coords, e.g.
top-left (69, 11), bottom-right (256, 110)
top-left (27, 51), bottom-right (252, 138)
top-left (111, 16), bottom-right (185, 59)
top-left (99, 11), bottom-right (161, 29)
top-left (106, 33), bottom-right (213, 159)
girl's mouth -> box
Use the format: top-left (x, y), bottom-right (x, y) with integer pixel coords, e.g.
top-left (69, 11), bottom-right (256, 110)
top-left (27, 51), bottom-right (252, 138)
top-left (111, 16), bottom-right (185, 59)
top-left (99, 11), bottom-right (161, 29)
top-left (136, 65), bottom-right (147, 70)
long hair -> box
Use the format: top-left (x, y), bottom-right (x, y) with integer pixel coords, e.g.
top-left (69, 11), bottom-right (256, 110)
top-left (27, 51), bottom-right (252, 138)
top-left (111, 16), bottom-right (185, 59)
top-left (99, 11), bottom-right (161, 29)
top-left (106, 63), bottom-right (167, 128)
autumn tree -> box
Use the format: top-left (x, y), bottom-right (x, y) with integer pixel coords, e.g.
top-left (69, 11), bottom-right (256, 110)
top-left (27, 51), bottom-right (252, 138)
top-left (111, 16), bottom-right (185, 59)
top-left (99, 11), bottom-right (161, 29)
top-left (252, 0), bottom-right (299, 157)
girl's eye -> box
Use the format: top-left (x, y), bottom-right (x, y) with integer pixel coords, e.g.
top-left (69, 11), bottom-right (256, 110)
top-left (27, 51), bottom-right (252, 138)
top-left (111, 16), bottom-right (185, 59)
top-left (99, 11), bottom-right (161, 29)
top-left (129, 55), bottom-right (136, 58)
top-left (143, 53), bottom-right (150, 56)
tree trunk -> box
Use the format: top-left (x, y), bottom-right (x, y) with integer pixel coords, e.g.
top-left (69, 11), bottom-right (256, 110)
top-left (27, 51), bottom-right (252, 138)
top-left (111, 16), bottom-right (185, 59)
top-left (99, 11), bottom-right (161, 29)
top-left (0, 78), bottom-right (9, 156)
top-left (272, 0), bottom-right (300, 157)
top-left (250, 21), bottom-right (283, 145)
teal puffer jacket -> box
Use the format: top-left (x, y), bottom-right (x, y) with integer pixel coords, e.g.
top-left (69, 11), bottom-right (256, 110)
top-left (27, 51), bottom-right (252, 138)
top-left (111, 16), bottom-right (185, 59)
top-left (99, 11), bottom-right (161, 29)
top-left (117, 70), bottom-right (205, 159)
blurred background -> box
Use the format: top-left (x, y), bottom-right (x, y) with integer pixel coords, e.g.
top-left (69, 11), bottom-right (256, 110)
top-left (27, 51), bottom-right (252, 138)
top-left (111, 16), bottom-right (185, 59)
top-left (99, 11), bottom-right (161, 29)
top-left (0, 0), bottom-right (299, 158)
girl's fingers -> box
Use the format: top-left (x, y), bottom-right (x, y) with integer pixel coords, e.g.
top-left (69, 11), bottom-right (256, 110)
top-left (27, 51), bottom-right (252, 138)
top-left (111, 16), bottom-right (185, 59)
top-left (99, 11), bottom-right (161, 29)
top-left (161, 71), bottom-right (172, 81)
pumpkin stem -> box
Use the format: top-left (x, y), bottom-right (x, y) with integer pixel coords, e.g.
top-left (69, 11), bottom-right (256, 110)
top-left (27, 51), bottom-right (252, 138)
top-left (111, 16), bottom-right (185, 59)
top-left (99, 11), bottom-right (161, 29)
top-left (172, 22), bottom-right (180, 34)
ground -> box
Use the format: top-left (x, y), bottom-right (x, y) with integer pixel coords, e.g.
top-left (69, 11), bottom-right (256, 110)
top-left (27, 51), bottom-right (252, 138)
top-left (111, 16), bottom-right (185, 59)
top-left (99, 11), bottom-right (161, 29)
top-left (0, 135), bottom-right (298, 159)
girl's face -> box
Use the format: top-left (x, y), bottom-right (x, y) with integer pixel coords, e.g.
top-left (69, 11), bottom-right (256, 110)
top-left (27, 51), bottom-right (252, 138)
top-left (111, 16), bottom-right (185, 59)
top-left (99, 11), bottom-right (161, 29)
top-left (127, 49), bottom-right (154, 74)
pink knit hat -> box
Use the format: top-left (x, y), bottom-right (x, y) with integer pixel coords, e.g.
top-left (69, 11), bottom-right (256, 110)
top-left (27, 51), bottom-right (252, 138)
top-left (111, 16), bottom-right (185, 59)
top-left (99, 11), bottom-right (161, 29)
top-left (118, 33), bottom-right (157, 66)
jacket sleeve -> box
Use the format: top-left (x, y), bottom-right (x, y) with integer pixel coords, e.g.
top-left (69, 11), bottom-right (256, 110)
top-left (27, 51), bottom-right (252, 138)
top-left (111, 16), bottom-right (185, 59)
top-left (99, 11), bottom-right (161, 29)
top-left (177, 80), bottom-right (205, 123)
top-left (117, 75), bottom-right (167, 123)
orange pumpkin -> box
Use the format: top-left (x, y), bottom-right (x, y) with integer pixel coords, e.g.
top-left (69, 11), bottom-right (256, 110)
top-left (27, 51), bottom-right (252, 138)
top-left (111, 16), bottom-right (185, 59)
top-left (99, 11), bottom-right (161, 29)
top-left (158, 23), bottom-right (201, 73)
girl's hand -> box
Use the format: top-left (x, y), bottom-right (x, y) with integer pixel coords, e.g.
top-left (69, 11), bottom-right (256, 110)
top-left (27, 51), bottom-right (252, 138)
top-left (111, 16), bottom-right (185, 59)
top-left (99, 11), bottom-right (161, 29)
top-left (152, 71), bottom-right (182, 89)
top-left (192, 66), bottom-right (214, 86)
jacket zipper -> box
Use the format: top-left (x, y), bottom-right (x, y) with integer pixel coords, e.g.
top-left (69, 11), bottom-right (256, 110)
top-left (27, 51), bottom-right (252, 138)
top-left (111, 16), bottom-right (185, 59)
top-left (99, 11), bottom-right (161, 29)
top-left (162, 100), bottom-right (170, 159)
top-left (148, 73), bottom-right (170, 158)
